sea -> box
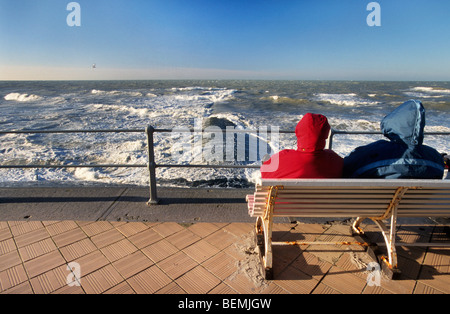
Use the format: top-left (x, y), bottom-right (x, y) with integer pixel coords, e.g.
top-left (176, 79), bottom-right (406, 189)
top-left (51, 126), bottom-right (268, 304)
top-left (0, 80), bottom-right (449, 188)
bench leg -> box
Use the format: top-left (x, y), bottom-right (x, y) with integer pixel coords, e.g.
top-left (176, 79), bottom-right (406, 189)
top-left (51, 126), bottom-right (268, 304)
top-left (352, 217), bottom-right (365, 235)
top-left (352, 215), bottom-right (400, 279)
top-left (372, 208), bottom-right (401, 279)
top-left (255, 216), bottom-right (273, 280)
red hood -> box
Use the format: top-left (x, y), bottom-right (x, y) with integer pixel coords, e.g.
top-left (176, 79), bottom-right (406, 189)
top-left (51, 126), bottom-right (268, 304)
top-left (295, 113), bottom-right (330, 152)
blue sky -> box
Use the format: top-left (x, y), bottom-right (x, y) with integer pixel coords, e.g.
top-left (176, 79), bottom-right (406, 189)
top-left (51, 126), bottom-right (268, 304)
top-left (1, 0), bottom-right (450, 80)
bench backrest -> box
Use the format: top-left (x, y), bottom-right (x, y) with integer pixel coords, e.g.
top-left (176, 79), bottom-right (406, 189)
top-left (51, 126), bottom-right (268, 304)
top-left (249, 179), bottom-right (450, 218)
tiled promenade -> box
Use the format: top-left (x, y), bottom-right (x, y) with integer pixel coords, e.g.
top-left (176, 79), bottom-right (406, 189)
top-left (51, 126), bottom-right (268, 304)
top-left (0, 187), bottom-right (449, 294)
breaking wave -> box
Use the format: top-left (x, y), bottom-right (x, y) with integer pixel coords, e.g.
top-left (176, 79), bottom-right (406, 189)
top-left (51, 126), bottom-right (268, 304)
top-left (313, 93), bottom-right (379, 107)
top-left (4, 93), bottom-right (42, 102)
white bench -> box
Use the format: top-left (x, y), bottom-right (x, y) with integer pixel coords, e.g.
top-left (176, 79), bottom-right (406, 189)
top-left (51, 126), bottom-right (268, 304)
top-left (246, 179), bottom-right (450, 279)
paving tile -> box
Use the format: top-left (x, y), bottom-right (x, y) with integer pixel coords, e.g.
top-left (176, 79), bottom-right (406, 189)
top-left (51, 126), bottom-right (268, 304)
top-left (59, 238), bottom-right (97, 261)
top-left (152, 222), bottom-right (184, 238)
top-left (398, 225), bottom-right (434, 240)
top-left (0, 238), bottom-right (16, 255)
top-left (362, 284), bottom-right (393, 294)
top-left (52, 284), bottom-right (85, 294)
top-left (413, 281), bottom-right (445, 294)
top-left (204, 229), bottom-right (238, 251)
top-left (334, 252), bottom-right (372, 280)
top-left (19, 238), bottom-right (57, 262)
top-left (81, 221), bottom-right (114, 237)
top-left (271, 244), bottom-right (303, 277)
top-left (14, 228), bottom-right (50, 248)
top-left (396, 254), bottom-right (423, 280)
top-left (378, 277), bottom-right (416, 294)
top-left (46, 221), bottom-right (79, 237)
top-left (24, 250), bottom-right (66, 279)
top-left (290, 250), bottom-right (332, 280)
top-left (155, 281), bottom-right (186, 294)
top-left (0, 264), bottom-right (28, 292)
top-left (52, 227), bottom-right (87, 248)
top-left (175, 265), bottom-right (220, 294)
top-left (7, 221), bottom-right (22, 227)
top-left (100, 239), bottom-right (138, 263)
top-left (0, 251), bottom-right (22, 273)
top-left (157, 251), bottom-right (198, 280)
top-left (430, 226), bottom-right (450, 243)
top-left (202, 251), bottom-right (237, 281)
top-left (115, 222), bottom-right (149, 237)
top-left (182, 239), bottom-right (220, 264)
top-left (142, 239), bottom-right (178, 263)
top-left (42, 221), bottom-right (59, 227)
top-left (417, 265), bottom-right (450, 293)
top-left (71, 250), bottom-right (110, 278)
top-left (81, 264), bottom-right (123, 294)
top-left (222, 223), bottom-right (253, 237)
top-left (0, 227), bottom-right (12, 242)
top-left (319, 266), bottom-right (367, 294)
top-left (208, 282), bottom-right (238, 294)
top-left (110, 221), bottom-right (127, 228)
top-left (127, 228), bottom-right (163, 249)
top-left (0, 221), bottom-right (9, 230)
top-left (90, 228), bottom-right (126, 249)
top-left (10, 221), bottom-right (44, 237)
top-left (274, 266), bottom-right (319, 294)
top-left (166, 228), bottom-right (201, 250)
top-left (305, 244), bottom-right (345, 265)
top-left (188, 223), bottom-right (221, 238)
top-left (112, 251), bottom-right (153, 279)
top-left (104, 281), bottom-right (135, 294)
top-left (29, 264), bottom-right (69, 294)
top-left (126, 265), bottom-right (172, 294)
top-left (281, 223), bottom-right (328, 244)
top-left (311, 282), bottom-right (341, 294)
top-left (259, 282), bottom-right (290, 294)
top-left (224, 270), bottom-right (268, 294)
top-left (423, 248), bottom-right (450, 273)
top-left (396, 245), bottom-right (427, 264)
top-left (1, 281), bottom-right (34, 294)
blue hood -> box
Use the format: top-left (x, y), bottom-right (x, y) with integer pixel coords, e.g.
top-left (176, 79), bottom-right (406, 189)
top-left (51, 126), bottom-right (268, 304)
top-left (381, 100), bottom-right (425, 146)
top-left (343, 99), bottom-right (444, 179)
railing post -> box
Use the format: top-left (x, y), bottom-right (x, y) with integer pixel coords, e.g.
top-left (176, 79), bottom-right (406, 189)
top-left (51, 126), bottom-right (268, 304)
top-left (146, 125), bottom-right (160, 205)
top-left (328, 129), bottom-right (335, 150)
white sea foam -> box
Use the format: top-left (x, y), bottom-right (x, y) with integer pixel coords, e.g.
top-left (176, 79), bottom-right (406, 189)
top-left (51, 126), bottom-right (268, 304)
top-left (91, 89), bottom-right (143, 97)
top-left (264, 95), bottom-right (307, 104)
top-left (412, 87), bottom-right (450, 94)
top-left (91, 104), bottom-right (154, 118)
top-left (404, 86), bottom-right (450, 98)
top-left (314, 93), bottom-right (379, 106)
top-left (4, 93), bottom-right (42, 102)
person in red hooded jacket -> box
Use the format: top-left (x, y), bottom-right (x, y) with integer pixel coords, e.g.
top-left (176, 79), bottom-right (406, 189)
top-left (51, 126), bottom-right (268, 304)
top-left (260, 113), bottom-right (343, 178)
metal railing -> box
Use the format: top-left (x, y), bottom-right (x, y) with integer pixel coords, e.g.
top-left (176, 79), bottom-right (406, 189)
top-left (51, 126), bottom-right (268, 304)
top-left (0, 127), bottom-right (449, 205)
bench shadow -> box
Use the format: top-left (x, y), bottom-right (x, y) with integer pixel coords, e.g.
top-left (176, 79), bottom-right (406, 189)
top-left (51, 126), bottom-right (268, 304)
top-left (269, 230), bottom-right (325, 280)
top-left (359, 227), bottom-right (444, 281)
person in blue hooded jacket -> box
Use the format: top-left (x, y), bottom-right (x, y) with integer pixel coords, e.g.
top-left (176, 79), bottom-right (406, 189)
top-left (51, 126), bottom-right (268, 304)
top-left (343, 100), bottom-right (445, 179)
